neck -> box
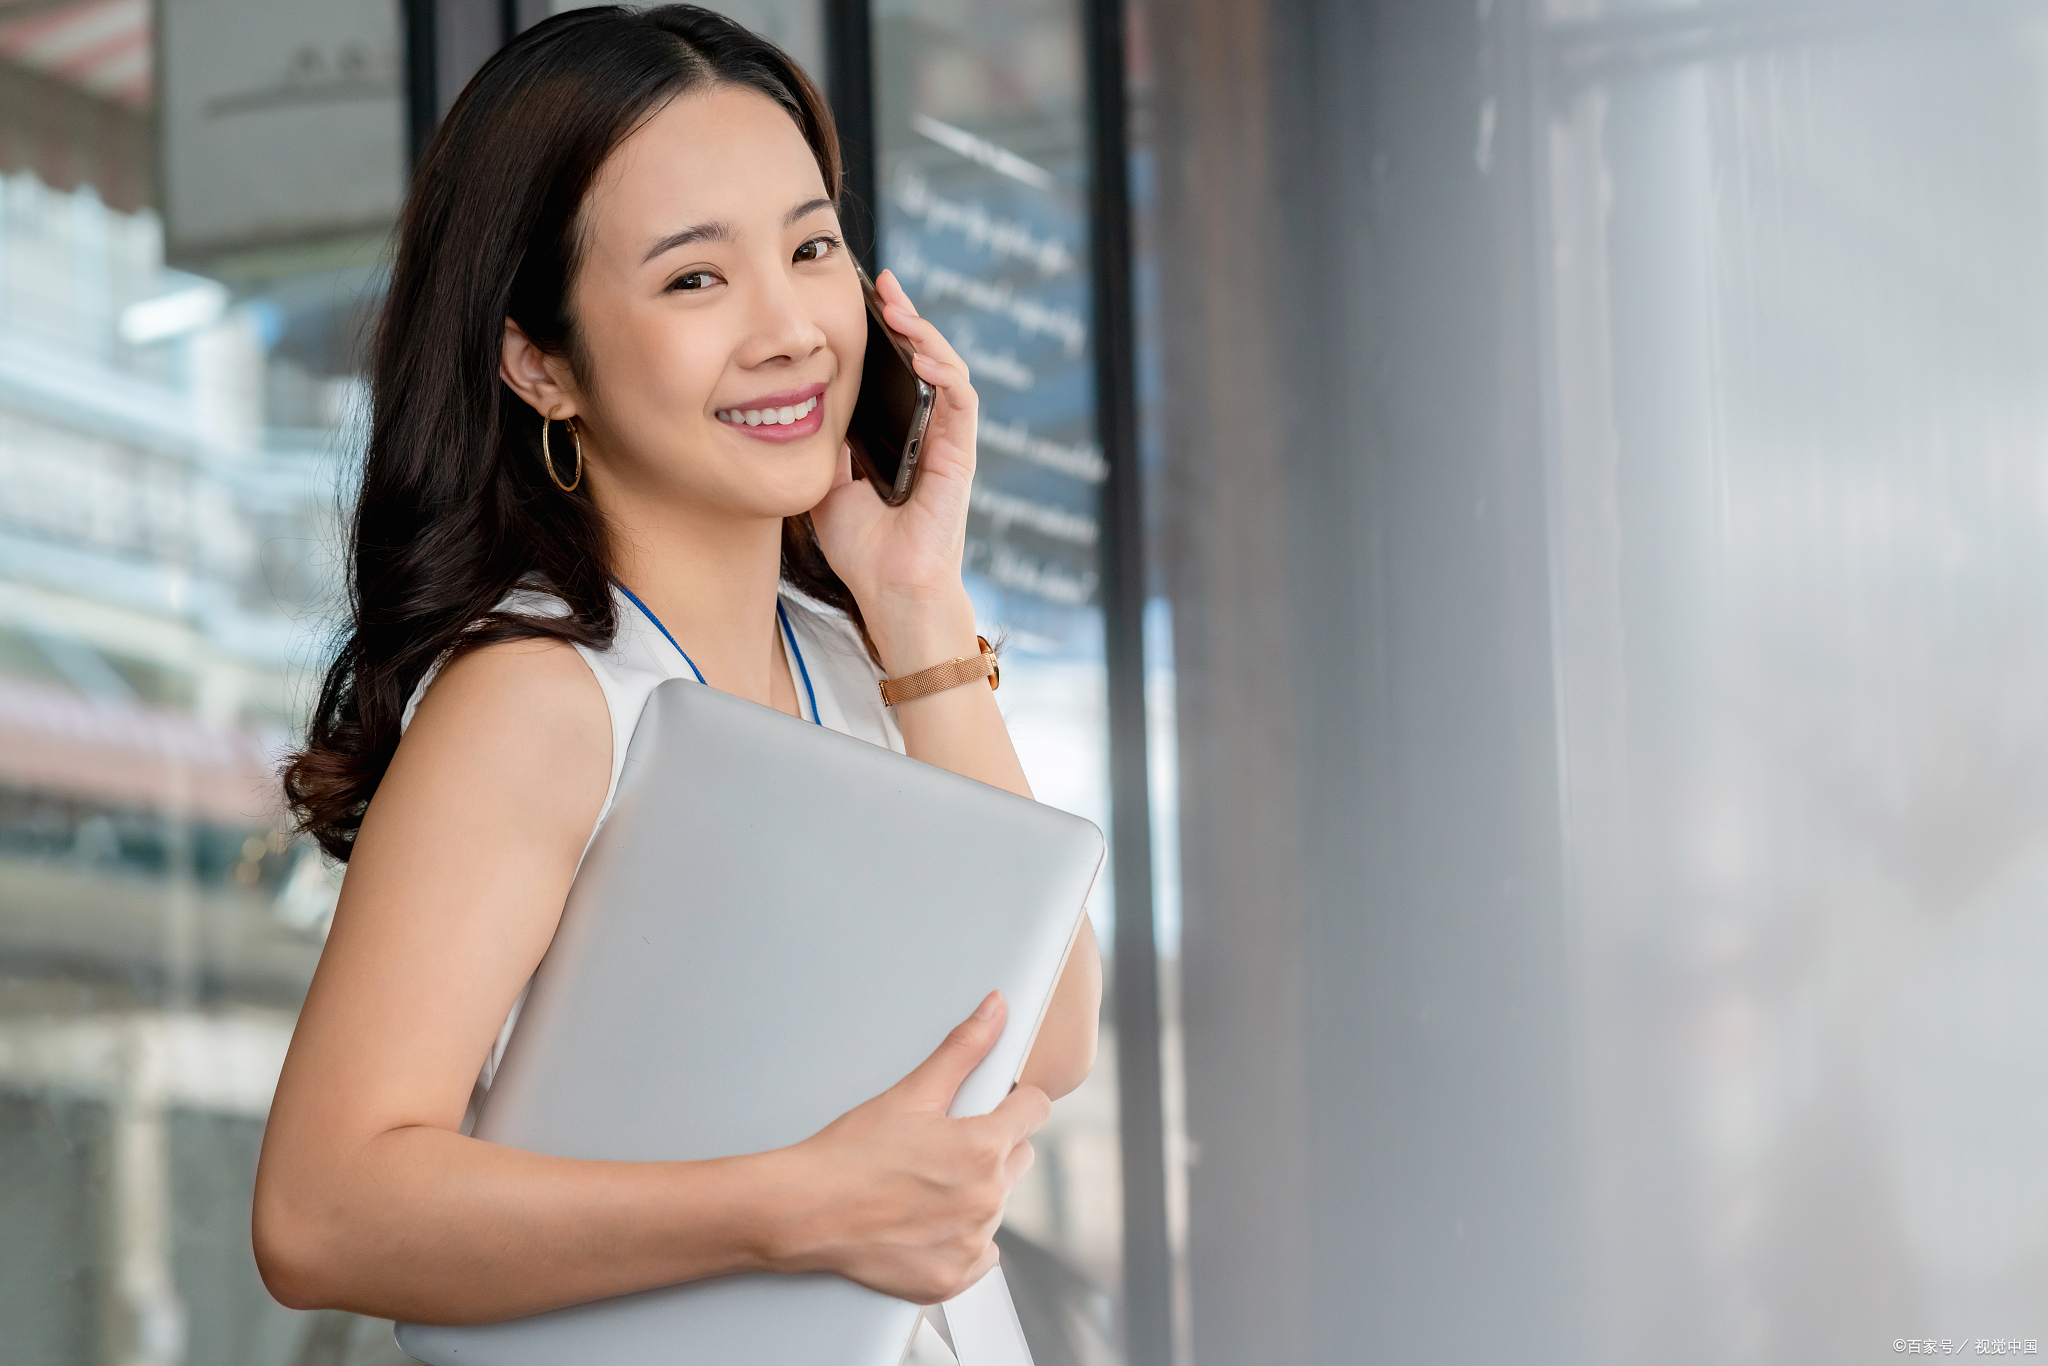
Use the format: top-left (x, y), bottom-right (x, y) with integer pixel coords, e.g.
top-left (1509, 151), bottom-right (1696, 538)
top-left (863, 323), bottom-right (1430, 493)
top-left (602, 496), bottom-right (790, 706)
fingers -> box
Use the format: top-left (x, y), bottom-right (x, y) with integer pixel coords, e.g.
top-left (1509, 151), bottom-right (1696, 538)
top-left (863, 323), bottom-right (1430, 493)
top-left (1003, 1136), bottom-right (1036, 1184)
top-left (979, 1081), bottom-right (1051, 1144)
top-left (895, 992), bottom-right (1006, 1110)
top-left (911, 353), bottom-right (975, 417)
top-left (875, 275), bottom-right (968, 377)
top-left (871, 271), bottom-right (977, 441)
top-left (885, 304), bottom-right (960, 369)
top-left (911, 1241), bottom-right (1001, 1304)
top-left (876, 268), bottom-right (912, 311)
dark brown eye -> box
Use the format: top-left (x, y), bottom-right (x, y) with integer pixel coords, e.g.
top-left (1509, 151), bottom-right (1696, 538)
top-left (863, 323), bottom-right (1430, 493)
top-left (669, 270), bottom-right (716, 292)
top-left (794, 235), bottom-right (839, 263)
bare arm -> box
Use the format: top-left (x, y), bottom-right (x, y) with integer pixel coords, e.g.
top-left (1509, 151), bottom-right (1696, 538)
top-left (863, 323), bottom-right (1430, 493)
top-left (813, 268), bottom-right (1104, 1100)
top-left (873, 593), bottom-right (1101, 1100)
top-left (253, 640), bottom-right (1047, 1323)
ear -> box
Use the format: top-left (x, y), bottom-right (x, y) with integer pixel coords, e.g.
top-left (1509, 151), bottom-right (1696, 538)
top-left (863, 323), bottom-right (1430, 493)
top-left (500, 320), bottom-right (580, 420)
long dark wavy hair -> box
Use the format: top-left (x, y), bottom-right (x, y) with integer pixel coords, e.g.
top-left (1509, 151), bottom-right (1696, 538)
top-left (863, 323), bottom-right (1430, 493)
top-left (284, 5), bottom-right (862, 861)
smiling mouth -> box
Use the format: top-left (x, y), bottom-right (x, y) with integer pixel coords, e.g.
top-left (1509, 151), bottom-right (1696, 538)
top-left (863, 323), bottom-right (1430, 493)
top-left (717, 395), bottom-right (821, 428)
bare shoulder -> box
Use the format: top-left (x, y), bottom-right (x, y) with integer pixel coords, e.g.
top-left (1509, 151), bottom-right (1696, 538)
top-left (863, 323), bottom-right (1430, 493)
top-left (376, 635), bottom-right (611, 838)
top-left (291, 634), bottom-right (612, 1150)
top-left (409, 635), bottom-right (608, 740)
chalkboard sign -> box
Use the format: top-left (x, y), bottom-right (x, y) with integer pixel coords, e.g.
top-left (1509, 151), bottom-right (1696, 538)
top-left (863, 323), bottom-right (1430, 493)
top-left (876, 19), bottom-right (1103, 644)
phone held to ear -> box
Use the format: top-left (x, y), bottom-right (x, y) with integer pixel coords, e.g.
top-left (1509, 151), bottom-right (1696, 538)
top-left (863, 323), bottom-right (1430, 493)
top-left (847, 267), bottom-right (937, 507)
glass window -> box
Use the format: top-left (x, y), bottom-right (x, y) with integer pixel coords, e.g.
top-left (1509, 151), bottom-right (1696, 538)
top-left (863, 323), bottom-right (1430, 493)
top-left (0, 1), bottom-right (398, 1360)
top-left (872, 0), bottom-right (1124, 1355)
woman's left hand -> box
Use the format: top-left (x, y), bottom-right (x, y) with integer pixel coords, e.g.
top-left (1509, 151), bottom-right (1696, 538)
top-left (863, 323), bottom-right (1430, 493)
top-left (809, 269), bottom-right (977, 630)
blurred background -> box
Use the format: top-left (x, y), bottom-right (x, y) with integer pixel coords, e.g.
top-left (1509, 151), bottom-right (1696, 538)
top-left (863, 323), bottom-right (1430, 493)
top-left (0, 1), bottom-right (2042, 1364)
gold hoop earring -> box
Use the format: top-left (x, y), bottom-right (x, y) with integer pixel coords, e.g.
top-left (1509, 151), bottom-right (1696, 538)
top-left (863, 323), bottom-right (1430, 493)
top-left (542, 413), bottom-right (582, 493)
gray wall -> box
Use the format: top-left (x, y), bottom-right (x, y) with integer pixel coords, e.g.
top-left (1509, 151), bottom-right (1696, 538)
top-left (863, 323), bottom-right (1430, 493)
top-left (1150, 2), bottom-right (1579, 1361)
top-left (1148, 1), bottom-right (2048, 1362)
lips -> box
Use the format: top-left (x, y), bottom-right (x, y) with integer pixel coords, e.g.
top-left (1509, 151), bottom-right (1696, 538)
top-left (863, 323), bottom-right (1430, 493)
top-left (715, 380), bottom-right (829, 430)
top-left (713, 381), bottom-right (829, 444)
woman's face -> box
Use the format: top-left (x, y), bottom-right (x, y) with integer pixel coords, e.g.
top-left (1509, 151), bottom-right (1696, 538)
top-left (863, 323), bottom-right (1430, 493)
top-left (556, 84), bottom-right (864, 523)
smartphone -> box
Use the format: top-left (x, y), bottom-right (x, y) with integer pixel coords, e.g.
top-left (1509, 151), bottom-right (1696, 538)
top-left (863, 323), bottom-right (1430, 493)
top-left (846, 268), bottom-right (937, 506)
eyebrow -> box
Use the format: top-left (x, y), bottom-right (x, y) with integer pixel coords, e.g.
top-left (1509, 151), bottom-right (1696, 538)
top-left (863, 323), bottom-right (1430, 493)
top-left (642, 220), bottom-right (732, 263)
top-left (640, 198), bottom-right (838, 264)
top-left (785, 196), bottom-right (835, 225)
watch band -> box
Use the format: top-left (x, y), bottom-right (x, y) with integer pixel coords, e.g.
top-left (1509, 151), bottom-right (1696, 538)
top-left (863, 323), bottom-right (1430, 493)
top-left (879, 636), bottom-right (1000, 707)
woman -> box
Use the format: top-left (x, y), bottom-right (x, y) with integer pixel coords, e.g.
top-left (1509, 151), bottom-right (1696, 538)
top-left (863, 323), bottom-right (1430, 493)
top-left (253, 5), bottom-right (1100, 1326)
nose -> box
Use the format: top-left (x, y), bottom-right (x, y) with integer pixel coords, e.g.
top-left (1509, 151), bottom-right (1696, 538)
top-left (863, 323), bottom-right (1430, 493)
top-left (737, 259), bottom-right (829, 371)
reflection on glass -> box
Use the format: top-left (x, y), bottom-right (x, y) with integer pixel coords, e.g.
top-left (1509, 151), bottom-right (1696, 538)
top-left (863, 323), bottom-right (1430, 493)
top-left (552, 0), bottom-right (823, 80)
top-left (1543, 7), bottom-right (2048, 1359)
top-left (875, 2), bottom-right (1122, 1359)
top-left (0, 1), bottom-right (399, 1360)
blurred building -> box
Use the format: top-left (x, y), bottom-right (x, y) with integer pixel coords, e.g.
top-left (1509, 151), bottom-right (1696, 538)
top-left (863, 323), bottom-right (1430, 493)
top-left (0, 3), bottom-right (363, 1359)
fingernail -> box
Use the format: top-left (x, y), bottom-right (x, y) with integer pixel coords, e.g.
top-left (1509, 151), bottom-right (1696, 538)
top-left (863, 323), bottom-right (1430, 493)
top-left (974, 990), bottom-right (1000, 1020)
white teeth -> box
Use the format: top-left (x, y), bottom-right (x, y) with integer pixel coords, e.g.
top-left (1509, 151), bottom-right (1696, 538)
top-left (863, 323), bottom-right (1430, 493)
top-left (721, 396), bottom-right (817, 427)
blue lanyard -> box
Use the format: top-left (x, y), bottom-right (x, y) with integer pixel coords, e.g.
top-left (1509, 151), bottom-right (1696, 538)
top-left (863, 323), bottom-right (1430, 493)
top-left (615, 583), bottom-right (820, 726)
top-left (777, 601), bottom-right (822, 726)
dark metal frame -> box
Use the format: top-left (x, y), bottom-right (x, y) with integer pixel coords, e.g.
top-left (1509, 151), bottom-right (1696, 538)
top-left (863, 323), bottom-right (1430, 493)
top-left (823, 0), bottom-right (881, 275)
top-left (404, 0), bottom-right (548, 167)
top-left (402, 0), bottom-right (439, 168)
top-left (1081, 5), bottom-right (1175, 1365)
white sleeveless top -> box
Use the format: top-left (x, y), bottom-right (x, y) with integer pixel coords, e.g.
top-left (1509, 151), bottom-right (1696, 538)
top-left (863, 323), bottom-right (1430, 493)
top-left (399, 584), bottom-right (906, 1123)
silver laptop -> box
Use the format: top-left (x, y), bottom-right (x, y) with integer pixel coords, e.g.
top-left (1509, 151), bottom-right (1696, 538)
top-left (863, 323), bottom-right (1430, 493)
top-left (396, 678), bottom-right (1103, 1366)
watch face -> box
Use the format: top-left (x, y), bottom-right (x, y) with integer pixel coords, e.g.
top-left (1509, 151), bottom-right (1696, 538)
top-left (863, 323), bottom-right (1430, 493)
top-left (977, 636), bottom-right (1000, 691)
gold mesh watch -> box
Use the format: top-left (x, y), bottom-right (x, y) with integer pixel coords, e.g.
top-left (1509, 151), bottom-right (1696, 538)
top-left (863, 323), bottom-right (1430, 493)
top-left (879, 636), bottom-right (1001, 707)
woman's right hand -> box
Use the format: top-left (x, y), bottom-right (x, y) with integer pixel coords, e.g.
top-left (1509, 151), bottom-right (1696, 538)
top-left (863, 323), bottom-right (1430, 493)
top-left (767, 990), bottom-right (1051, 1304)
